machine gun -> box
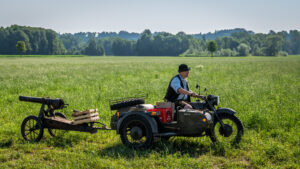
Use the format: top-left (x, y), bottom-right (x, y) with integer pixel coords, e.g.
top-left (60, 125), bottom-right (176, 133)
top-left (19, 96), bottom-right (65, 110)
top-left (19, 96), bottom-right (66, 118)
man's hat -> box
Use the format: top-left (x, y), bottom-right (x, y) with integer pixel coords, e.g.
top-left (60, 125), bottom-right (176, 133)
top-left (178, 64), bottom-right (191, 72)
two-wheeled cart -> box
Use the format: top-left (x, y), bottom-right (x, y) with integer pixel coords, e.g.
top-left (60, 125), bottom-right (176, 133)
top-left (19, 96), bottom-right (110, 142)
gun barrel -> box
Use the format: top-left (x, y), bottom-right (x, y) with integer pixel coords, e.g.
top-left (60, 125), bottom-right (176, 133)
top-left (19, 96), bottom-right (65, 110)
top-left (19, 96), bottom-right (45, 104)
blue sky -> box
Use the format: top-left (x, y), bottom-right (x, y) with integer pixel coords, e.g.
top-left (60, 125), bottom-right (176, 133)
top-left (0, 0), bottom-right (299, 34)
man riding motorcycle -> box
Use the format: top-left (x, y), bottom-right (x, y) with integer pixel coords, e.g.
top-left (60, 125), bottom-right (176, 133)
top-left (164, 64), bottom-right (205, 109)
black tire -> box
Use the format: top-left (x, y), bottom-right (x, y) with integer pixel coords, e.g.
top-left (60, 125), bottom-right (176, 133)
top-left (120, 115), bottom-right (153, 148)
top-left (21, 115), bottom-right (44, 142)
top-left (110, 98), bottom-right (145, 110)
top-left (209, 113), bottom-right (244, 144)
top-left (48, 112), bottom-right (67, 137)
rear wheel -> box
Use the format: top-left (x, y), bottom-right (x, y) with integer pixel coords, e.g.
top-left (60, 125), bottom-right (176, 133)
top-left (120, 116), bottom-right (153, 148)
top-left (209, 113), bottom-right (244, 144)
top-left (48, 112), bottom-right (67, 137)
top-left (21, 115), bottom-right (44, 142)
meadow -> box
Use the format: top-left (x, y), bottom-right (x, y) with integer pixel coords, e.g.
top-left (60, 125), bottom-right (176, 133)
top-left (0, 56), bottom-right (299, 168)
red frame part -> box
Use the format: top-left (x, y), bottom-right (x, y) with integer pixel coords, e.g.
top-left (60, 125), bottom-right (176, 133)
top-left (147, 108), bottom-right (173, 123)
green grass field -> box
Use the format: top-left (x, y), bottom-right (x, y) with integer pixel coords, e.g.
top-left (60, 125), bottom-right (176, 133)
top-left (0, 56), bottom-right (299, 168)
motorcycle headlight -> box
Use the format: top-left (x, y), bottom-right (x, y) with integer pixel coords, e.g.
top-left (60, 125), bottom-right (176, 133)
top-left (205, 113), bottom-right (212, 121)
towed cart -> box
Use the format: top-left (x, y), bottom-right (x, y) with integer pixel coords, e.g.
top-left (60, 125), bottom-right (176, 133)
top-left (19, 96), bottom-right (111, 142)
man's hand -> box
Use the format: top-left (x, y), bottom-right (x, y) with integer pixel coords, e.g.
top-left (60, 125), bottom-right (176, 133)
top-left (189, 92), bottom-right (205, 100)
top-left (178, 89), bottom-right (205, 100)
top-left (193, 94), bottom-right (206, 100)
top-left (184, 103), bottom-right (193, 109)
top-left (190, 92), bottom-right (197, 97)
top-left (179, 100), bottom-right (193, 109)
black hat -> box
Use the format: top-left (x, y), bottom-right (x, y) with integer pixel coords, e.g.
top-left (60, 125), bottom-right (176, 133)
top-left (178, 64), bottom-right (191, 72)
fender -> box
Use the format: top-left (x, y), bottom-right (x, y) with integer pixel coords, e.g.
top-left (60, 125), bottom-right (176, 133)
top-left (216, 108), bottom-right (236, 115)
top-left (116, 112), bottom-right (158, 134)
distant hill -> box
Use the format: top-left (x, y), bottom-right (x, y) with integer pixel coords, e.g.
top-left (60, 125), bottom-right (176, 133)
top-left (192, 28), bottom-right (255, 40)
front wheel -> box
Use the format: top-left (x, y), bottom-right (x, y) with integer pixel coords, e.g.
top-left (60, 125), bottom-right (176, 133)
top-left (209, 113), bottom-right (244, 144)
top-left (21, 115), bottom-right (44, 142)
top-left (120, 116), bottom-right (153, 148)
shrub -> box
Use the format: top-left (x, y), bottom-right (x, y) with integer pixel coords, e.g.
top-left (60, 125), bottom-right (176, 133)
top-left (278, 51), bottom-right (288, 56)
top-left (220, 49), bottom-right (232, 56)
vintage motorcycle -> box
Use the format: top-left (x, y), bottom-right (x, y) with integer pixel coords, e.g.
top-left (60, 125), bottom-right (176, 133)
top-left (110, 85), bottom-right (244, 148)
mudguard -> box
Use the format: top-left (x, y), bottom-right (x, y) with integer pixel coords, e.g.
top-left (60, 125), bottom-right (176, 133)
top-left (216, 108), bottom-right (236, 115)
top-left (116, 112), bottom-right (158, 134)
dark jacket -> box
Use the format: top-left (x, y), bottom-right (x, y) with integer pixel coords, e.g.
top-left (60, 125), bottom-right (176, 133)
top-left (164, 74), bottom-right (190, 102)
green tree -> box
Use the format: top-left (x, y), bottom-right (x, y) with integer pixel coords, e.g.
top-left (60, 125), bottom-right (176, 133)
top-left (263, 34), bottom-right (284, 56)
top-left (83, 38), bottom-right (104, 56)
top-left (252, 44), bottom-right (264, 56)
top-left (207, 40), bottom-right (218, 57)
top-left (289, 30), bottom-right (300, 54)
top-left (16, 41), bottom-right (27, 54)
top-left (136, 29), bottom-right (153, 56)
top-left (99, 37), bottom-right (115, 55)
top-left (237, 43), bottom-right (250, 56)
top-left (112, 38), bottom-right (136, 56)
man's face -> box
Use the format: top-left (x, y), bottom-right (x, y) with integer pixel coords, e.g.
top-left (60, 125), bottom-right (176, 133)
top-left (180, 71), bottom-right (189, 78)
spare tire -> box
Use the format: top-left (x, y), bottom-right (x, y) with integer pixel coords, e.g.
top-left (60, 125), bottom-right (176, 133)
top-left (110, 98), bottom-right (145, 110)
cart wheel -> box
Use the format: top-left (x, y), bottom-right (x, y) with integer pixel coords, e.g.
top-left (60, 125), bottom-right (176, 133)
top-left (21, 115), bottom-right (44, 142)
top-left (120, 115), bottom-right (153, 149)
top-left (48, 112), bottom-right (67, 137)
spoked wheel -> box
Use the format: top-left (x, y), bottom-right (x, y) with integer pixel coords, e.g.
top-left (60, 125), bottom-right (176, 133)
top-left (209, 113), bottom-right (244, 144)
top-left (48, 112), bottom-right (67, 137)
top-left (120, 116), bottom-right (153, 148)
top-left (21, 115), bottom-right (44, 142)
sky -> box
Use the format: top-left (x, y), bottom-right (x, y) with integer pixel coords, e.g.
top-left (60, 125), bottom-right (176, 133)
top-left (0, 0), bottom-right (299, 34)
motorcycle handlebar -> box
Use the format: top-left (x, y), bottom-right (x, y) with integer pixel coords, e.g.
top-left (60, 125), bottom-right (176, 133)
top-left (194, 95), bottom-right (206, 100)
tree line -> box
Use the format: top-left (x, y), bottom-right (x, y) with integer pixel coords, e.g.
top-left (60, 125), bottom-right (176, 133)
top-left (60, 29), bottom-right (300, 56)
top-left (0, 25), bottom-right (299, 56)
top-left (0, 25), bottom-right (66, 55)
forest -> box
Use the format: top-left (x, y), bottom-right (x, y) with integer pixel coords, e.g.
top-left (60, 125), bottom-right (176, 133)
top-left (0, 25), bottom-right (299, 56)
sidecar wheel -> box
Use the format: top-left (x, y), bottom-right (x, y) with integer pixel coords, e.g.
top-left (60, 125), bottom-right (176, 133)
top-left (209, 113), bottom-right (244, 144)
top-left (120, 115), bottom-right (153, 149)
